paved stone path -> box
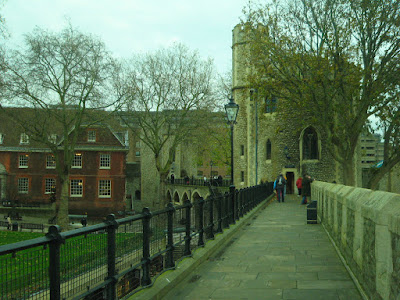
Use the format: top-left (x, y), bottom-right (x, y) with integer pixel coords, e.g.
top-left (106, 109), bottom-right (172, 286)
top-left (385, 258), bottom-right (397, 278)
top-left (164, 195), bottom-right (362, 300)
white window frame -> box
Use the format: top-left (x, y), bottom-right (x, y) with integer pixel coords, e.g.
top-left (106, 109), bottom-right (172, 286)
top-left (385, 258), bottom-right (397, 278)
top-left (19, 154), bottom-right (29, 168)
top-left (0, 133), bottom-right (4, 144)
top-left (45, 178), bottom-right (56, 194)
top-left (20, 133), bottom-right (29, 145)
top-left (98, 180), bottom-right (111, 198)
top-left (46, 155), bottom-right (56, 169)
top-left (70, 179), bottom-right (83, 197)
top-left (99, 154), bottom-right (111, 169)
top-left (88, 130), bottom-right (96, 142)
top-left (18, 178), bottom-right (29, 194)
top-left (72, 153), bottom-right (82, 168)
top-left (48, 134), bottom-right (57, 144)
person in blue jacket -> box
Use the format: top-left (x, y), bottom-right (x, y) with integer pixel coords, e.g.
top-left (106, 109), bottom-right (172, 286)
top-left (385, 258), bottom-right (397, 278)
top-left (274, 174), bottom-right (286, 202)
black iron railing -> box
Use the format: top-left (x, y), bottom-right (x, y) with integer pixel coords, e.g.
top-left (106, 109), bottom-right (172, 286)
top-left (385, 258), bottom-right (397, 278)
top-left (168, 177), bottom-right (231, 187)
top-left (0, 183), bottom-right (273, 300)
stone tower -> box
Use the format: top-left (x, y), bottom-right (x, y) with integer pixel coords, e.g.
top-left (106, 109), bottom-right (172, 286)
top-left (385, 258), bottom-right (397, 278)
top-left (232, 24), bottom-right (339, 192)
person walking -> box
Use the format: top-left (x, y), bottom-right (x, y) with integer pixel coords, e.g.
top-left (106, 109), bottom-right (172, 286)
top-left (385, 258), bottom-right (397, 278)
top-left (81, 216), bottom-right (87, 227)
top-left (274, 174), bottom-right (286, 203)
top-left (7, 216), bottom-right (11, 230)
top-left (283, 174), bottom-right (287, 197)
top-left (296, 176), bottom-right (303, 197)
top-left (301, 174), bottom-right (313, 204)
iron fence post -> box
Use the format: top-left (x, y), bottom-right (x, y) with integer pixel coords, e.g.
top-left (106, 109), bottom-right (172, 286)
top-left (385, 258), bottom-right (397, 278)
top-left (165, 202), bottom-right (175, 269)
top-left (197, 197), bottom-right (205, 247)
top-left (223, 194), bottom-right (229, 229)
top-left (238, 190), bottom-right (243, 218)
top-left (250, 186), bottom-right (254, 209)
top-left (253, 186), bottom-right (256, 208)
top-left (246, 188), bottom-right (249, 211)
top-left (216, 195), bottom-right (223, 233)
top-left (106, 214), bottom-right (118, 300)
top-left (230, 185), bottom-right (236, 224)
top-left (184, 200), bottom-right (192, 257)
top-left (245, 188), bottom-right (249, 214)
top-left (46, 225), bottom-right (64, 300)
top-left (141, 207), bottom-right (152, 286)
top-left (242, 188), bottom-right (246, 215)
top-left (235, 190), bottom-right (239, 221)
top-left (208, 197), bottom-right (215, 239)
top-left (250, 186), bottom-right (253, 209)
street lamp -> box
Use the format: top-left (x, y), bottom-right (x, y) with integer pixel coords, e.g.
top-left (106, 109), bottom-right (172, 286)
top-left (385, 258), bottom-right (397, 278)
top-left (225, 95), bottom-right (239, 185)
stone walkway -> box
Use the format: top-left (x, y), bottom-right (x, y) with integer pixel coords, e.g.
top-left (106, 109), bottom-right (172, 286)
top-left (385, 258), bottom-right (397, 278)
top-left (164, 195), bottom-right (362, 300)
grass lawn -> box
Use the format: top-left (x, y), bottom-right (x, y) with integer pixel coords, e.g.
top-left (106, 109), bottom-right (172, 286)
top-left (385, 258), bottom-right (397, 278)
top-left (0, 231), bottom-right (45, 246)
top-left (0, 229), bottom-right (162, 299)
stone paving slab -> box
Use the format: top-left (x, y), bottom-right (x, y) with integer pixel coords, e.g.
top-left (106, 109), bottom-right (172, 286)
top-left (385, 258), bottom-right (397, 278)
top-left (164, 195), bottom-right (362, 300)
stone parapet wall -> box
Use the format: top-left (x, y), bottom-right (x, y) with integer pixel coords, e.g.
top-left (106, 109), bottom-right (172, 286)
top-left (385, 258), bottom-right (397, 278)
top-left (312, 181), bottom-right (400, 300)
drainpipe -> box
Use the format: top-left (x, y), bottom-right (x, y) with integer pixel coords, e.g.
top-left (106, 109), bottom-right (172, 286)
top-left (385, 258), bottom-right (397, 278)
top-left (251, 89), bottom-right (258, 185)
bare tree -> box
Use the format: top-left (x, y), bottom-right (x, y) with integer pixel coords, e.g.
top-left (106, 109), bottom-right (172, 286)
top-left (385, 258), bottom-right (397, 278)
top-left (0, 24), bottom-right (121, 229)
top-left (118, 43), bottom-right (216, 206)
top-left (0, 1), bottom-right (7, 39)
top-left (193, 112), bottom-right (231, 173)
top-left (243, 0), bottom-right (400, 186)
top-left (0, 2), bottom-right (9, 91)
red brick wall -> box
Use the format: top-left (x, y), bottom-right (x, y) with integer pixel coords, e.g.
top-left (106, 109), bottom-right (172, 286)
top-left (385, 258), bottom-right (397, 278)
top-left (0, 150), bottom-right (126, 218)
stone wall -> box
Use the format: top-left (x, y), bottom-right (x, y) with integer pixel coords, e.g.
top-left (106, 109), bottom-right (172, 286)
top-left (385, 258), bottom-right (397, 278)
top-left (312, 181), bottom-right (400, 300)
top-left (376, 164), bottom-right (400, 194)
top-left (232, 24), bottom-right (341, 189)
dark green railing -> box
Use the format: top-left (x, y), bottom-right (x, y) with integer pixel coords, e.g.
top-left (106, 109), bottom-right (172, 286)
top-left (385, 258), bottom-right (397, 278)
top-left (0, 183), bottom-right (273, 300)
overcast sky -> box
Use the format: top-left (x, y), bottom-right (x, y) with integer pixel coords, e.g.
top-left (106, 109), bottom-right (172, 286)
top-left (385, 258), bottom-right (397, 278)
top-left (2, 0), bottom-right (248, 75)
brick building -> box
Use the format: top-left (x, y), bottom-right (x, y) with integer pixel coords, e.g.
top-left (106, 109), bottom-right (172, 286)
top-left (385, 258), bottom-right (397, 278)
top-left (0, 111), bottom-right (128, 218)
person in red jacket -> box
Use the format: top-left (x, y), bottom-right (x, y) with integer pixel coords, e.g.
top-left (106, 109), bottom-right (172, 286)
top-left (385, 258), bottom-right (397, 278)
top-left (296, 177), bottom-right (302, 196)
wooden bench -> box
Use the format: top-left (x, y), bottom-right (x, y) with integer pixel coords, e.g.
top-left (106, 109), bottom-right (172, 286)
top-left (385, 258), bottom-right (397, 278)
top-left (20, 223), bottom-right (45, 232)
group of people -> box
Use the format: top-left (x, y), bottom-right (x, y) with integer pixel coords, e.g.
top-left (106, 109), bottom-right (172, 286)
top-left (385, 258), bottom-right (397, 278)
top-left (204, 175), bottom-right (223, 186)
top-left (274, 173), bottom-right (314, 204)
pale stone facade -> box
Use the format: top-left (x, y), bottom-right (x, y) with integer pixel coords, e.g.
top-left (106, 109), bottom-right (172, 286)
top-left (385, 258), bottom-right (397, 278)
top-left (313, 181), bottom-right (400, 299)
top-left (231, 24), bottom-right (367, 190)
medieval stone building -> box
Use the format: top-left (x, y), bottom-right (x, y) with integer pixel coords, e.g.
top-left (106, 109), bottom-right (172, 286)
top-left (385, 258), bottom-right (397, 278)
top-left (231, 24), bottom-right (360, 192)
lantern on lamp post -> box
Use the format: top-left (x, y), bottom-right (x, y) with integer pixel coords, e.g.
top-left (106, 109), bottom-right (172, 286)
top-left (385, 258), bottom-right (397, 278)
top-left (225, 95), bottom-right (239, 185)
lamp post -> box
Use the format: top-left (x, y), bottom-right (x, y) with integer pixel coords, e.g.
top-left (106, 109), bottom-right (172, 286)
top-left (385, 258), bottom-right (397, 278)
top-left (225, 95), bottom-right (239, 185)
top-left (225, 95), bottom-right (239, 225)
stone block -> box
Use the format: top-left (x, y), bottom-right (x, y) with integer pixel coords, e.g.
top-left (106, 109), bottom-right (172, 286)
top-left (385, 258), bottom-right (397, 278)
top-left (345, 188), bottom-right (371, 213)
top-left (341, 204), bottom-right (347, 248)
top-left (362, 192), bottom-right (400, 226)
top-left (375, 224), bottom-right (392, 300)
top-left (389, 211), bottom-right (400, 236)
top-left (312, 183), bottom-right (400, 300)
top-left (353, 210), bottom-right (363, 269)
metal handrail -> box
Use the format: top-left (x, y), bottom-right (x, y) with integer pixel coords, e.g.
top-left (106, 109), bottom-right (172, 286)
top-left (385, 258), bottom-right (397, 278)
top-left (0, 183), bottom-right (274, 300)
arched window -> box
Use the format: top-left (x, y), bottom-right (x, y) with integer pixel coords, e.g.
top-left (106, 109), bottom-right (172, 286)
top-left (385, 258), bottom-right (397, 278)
top-left (166, 190), bottom-right (172, 203)
top-left (265, 96), bottom-right (277, 113)
top-left (266, 139), bottom-right (272, 160)
top-left (135, 190), bottom-right (141, 200)
top-left (303, 127), bottom-right (319, 160)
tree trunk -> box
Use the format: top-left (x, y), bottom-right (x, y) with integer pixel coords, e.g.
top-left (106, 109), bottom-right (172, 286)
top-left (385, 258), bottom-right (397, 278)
top-left (56, 175), bottom-right (69, 230)
top-left (159, 172), bottom-right (169, 208)
top-left (367, 159), bottom-right (400, 190)
top-left (342, 158), bottom-right (355, 186)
